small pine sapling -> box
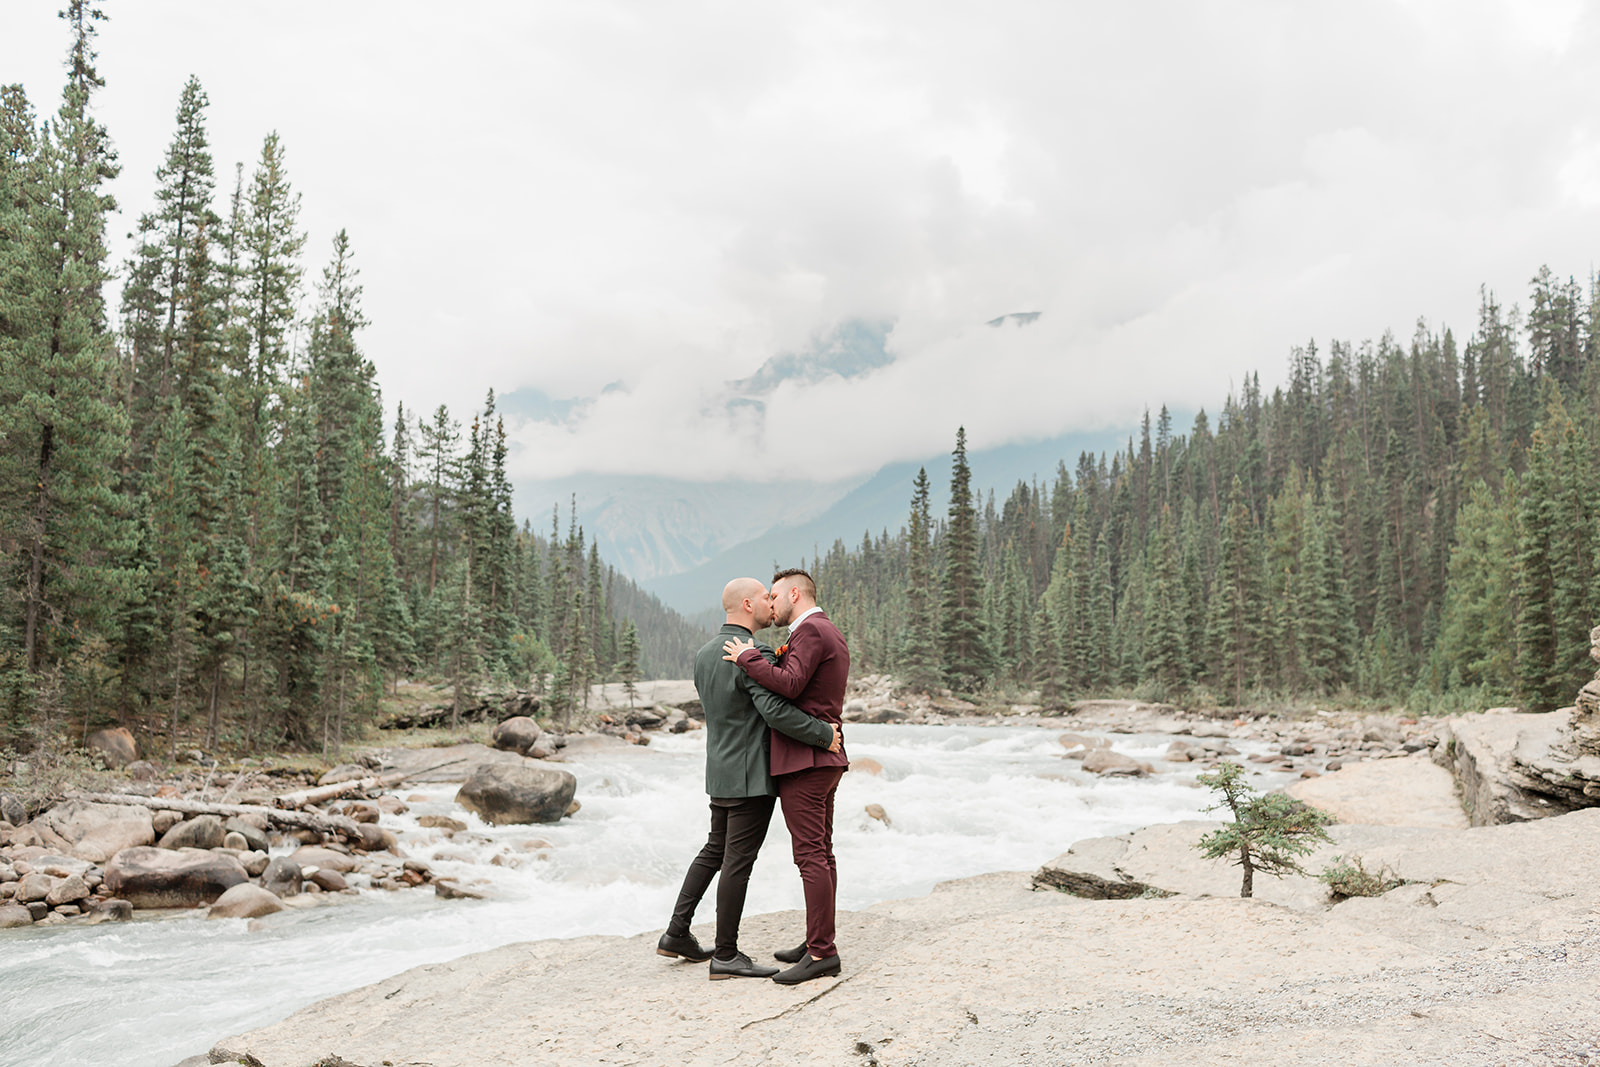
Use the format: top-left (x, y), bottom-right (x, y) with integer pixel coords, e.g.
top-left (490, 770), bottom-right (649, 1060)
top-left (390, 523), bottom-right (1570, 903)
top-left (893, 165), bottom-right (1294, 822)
top-left (1194, 761), bottom-right (1334, 898)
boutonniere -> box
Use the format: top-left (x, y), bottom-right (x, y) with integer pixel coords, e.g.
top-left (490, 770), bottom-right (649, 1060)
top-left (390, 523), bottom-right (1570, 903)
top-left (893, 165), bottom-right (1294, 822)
top-left (775, 644), bottom-right (789, 657)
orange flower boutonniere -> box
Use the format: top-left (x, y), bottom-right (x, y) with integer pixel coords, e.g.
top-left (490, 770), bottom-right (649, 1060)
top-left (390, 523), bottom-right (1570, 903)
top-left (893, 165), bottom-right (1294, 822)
top-left (775, 644), bottom-right (789, 658)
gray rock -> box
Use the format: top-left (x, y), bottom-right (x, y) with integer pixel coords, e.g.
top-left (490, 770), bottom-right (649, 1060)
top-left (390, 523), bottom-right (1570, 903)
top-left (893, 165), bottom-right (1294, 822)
top-left (152, 810), bottom-right (183, 835)
top-left (289, 846), bottom-right (359, 873)
top-left (1433, 709), bottom-right (1600, 825)
top-left (0, 792), bottom-right (25, 827)
top-left (353, 822), bottom-right (391, 852)
top-left (260, 857), bottom-right (302, 898)
top-left (418, 814), bottom-right (467, 832)
top-left (307, 868), bottom-right (348, 892)
top-left (125, 759), bottom-right (158, 781)
top-left (241, 851), bottom-right (270, 876)
top-left (16, 871), bottom-right (53, 903)
top-left (1032, 834), bottom-right (1172, 899)
top-left (222, 831), bottom-right (250, 851)
top-left (103, 846), bottom-right (248, 908)
top-left (455, 763), bottom-right (577, 825)
top-left (1081, 749), bottom-right (1152, 776)
top-left (25, 900), bottom-right (47, 920)
top-left (491, 715), bottom-right (544, 756)
top-left (31, 800), bottom-right (154, 863)
top-left (0, 902), bottom-right (33, 927)
top-left (85, 726), bottom-right (138, 768)
top-left (159, 815), bottom-right (226, 851)
top-left (434, 880), bottom-right (485, 900)
top-left (208, 882), bottom-right (286, 919)
top-left (86, 898), bottom-right (133, 923)
top-left (45, 873), bottom-right (90, 906)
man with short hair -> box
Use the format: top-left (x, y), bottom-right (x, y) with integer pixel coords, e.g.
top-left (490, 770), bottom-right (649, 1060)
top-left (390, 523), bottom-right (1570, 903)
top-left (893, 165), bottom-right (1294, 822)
top-left (658, 577), bottom-right (841, 980)
top-left (722, 567), bottom-right (850, 984)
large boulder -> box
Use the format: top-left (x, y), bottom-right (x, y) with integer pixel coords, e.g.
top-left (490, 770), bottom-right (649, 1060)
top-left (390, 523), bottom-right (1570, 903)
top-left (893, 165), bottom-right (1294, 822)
top-left (45, 873), bottom-right (90, 907)
top-left (259, 857), bottom-right (302, 898)
top-left (223, 819), bottom-right (270, 853)
top-left (158, 814), bottom-right (226, 851)
top-left (1432, 709), bottom-right (1600, 825)
top-left (0, 903), bottom-right (32, 928)
top-left (0, 792), bottom-right (25, 827)
top-left (491, 716), bottom-right (543, 757)
top-left (455, 763), bottom-right (577, 825)
top-left (16, 871), bottom-right (53, 902)
top-left (85, 726), bottom-right (138, 768)
top-left (1081, 749), bottom-right (1153, 776)
top-left (34, 800), bottom-right (154, 863)
top-left (103, 846), bottom-right (248, 908)
top-left (208, 883), bottom-right (286, 920)
top-left (289, 846), bottom-right (359, 873)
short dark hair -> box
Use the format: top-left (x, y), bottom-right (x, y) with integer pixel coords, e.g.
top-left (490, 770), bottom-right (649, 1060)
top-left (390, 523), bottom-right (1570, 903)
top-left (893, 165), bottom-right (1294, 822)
top-left (772, 567), bottom-right (816, 600)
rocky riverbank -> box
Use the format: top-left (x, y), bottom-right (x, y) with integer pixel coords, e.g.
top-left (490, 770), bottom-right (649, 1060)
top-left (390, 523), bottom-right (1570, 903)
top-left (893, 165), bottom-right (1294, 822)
top-left (0, 720), bottom-right (597, 929)
top-left (194, 760), bottom-right (1600, 1067)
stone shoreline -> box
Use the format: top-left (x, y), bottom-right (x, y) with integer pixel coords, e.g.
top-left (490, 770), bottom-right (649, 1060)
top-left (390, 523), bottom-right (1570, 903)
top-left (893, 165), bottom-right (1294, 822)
top-left (196, 799), bottom-right (1600, 1066)
top-left (191, 696), bottom-right (1600, 1067)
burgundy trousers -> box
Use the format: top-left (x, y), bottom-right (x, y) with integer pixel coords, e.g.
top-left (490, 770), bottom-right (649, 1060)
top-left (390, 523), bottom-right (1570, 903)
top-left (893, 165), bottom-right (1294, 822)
top-left (775, 764), bottom-right (845, 958)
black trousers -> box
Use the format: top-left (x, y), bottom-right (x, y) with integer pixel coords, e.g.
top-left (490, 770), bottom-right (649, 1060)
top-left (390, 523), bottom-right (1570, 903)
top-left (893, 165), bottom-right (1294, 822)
top-left (667, 794), bottom-right (777, 957)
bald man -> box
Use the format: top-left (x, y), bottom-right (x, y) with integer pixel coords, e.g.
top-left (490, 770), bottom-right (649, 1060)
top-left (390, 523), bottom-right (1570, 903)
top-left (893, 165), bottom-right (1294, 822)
top-left (657, 578), bottom-right (842, 980)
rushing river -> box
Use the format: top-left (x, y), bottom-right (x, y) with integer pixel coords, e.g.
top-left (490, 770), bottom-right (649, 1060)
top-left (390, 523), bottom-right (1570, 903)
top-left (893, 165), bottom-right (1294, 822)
top-left (0, 723), bottom-right (1287, 1067)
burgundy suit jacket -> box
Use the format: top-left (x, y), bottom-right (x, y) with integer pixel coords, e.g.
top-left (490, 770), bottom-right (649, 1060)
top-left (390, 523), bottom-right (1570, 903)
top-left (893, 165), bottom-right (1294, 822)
top-left (735, 610), bottom-right (850, 776)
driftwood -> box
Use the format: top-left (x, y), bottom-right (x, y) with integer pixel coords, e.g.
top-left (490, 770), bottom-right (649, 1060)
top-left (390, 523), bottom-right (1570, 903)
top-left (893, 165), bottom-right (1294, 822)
top-left (75, 792), bottom-right (361, 839)
top-left (273, 757), bottom-right (469, 809)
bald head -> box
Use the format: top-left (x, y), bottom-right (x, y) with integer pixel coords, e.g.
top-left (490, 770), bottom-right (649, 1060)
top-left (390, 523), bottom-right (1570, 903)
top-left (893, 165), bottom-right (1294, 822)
top-left (721, 577), bottom-right (773, 632)
top-left (722, 577), bottom-right (765, 613)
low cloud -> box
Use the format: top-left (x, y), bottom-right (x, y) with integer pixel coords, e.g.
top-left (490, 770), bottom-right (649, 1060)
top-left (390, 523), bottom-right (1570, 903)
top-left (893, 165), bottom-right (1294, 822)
top-left (6, 2), bottom-right (1598, 484)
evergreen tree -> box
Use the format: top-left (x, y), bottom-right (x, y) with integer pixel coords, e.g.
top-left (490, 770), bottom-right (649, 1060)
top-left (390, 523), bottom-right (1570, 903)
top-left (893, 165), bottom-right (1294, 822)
top-left (2, 3), bottom-right (131, 682)
top-left (899, 466), bottom-right (942, 689)
top-left (616, 618), bottom-right (641, 708)
top-left (1209, 477), bottom-right (1260, 705)
top-left (939, 428), bottom-right (990, 687)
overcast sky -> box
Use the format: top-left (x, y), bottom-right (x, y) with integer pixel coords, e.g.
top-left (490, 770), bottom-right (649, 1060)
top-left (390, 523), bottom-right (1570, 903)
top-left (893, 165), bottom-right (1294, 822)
top-left (6, 1), bottom-right (1598, 485)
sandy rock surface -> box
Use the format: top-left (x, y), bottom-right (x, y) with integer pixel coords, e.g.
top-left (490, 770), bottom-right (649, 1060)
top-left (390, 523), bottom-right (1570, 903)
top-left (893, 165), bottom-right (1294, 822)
top-left (1287, 752), bottom-right (1468, 828)
top-left (202, 808), bottom-right (1600, 1067)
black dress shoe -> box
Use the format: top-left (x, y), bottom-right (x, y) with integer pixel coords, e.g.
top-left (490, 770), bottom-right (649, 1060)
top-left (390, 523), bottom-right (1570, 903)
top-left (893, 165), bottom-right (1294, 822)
top-left (709, 951), bottom-right (779, 980)
top-left (773, 942), bottom-right (808, 964)
top-left (656, 931), bottom-right (713, 962)
top-left (772, 953), bottom-right (840, 985)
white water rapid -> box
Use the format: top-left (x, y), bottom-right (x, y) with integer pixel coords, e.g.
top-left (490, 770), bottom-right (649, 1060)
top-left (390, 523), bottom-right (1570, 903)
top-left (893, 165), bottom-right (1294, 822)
top-left (0, 723), bottom-right (1290, 1066)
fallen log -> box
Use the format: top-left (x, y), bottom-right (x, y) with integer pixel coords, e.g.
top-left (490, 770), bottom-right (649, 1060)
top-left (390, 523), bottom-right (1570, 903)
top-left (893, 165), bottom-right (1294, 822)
top-left (74, 792), bottom-right (361, 839)
top-left (273, 757), bottom-right (468, 809)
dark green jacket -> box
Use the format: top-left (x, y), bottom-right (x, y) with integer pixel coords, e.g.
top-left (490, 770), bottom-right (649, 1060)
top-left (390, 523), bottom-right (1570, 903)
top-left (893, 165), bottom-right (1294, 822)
top-left (695, 623), bottom-right (835, 798)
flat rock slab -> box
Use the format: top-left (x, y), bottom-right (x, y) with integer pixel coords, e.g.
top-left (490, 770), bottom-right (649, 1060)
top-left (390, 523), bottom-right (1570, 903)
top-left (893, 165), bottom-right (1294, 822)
top-left (368, 743), bottom-right (532, 783)
top-left (586, 679), bottom-right (699, 710)
top-left (205, 812), bottom-right (1600, 1067)
top-left (1288, 752), bottom-right (1469, 828)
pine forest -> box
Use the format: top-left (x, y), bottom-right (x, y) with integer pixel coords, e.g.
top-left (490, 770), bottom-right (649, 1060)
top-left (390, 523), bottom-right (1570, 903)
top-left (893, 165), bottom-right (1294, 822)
top-left (819, 277), bottom-right (1600, 717)
top-left (0, 9), bottom-right (694, 757)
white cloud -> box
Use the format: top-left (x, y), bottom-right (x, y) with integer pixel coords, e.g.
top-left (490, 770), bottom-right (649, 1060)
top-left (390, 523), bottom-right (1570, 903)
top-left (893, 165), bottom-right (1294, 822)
top-left (4, 1), bottom-right (1598, 487)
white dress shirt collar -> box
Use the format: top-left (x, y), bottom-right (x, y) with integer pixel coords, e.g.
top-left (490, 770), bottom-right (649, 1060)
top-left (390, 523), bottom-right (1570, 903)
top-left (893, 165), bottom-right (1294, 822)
top-left (786, 605), bottom-right (824, 633)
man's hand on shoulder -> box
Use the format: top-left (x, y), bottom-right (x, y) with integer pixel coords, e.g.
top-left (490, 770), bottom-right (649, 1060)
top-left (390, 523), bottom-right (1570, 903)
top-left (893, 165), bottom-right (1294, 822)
top-left (722, 636), bottom-right (755, 661)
